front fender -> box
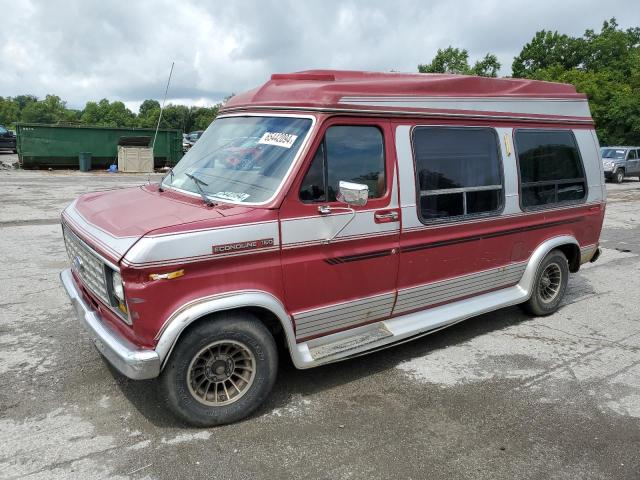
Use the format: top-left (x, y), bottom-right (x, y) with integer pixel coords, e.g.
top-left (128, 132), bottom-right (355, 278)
top-left (154, 290), bottom-right (300, 369)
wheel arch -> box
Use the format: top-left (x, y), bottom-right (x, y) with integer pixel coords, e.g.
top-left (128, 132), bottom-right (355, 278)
top-left (556, 243), bottom-right (581, 272)
top-left (518, 235), bottom-right (579, 297)
top-left (154, 291), bottom-right (297, 371)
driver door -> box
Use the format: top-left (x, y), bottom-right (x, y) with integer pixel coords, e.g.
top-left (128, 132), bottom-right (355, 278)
top-left (628, 149), bottom-right (639, 175)
top-left (279, 118), bottom-right (400, 341)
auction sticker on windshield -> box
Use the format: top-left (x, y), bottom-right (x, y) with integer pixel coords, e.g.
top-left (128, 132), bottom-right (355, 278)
top-left (213, 191), bottom-right (251, 202)
top-left (258, 132), bottom-right (298, 148)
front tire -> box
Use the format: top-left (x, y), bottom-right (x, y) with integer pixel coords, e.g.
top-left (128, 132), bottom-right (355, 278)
top-left (521, 249), bottom-right (569, 317)
top-left (160, 312), bottom-right (278, 427)
top-left (613, 168), bottom-right (624, 184)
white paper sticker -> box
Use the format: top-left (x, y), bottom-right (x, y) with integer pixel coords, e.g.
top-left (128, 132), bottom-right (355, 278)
top-left (258, 132), bottom-right (298, 149)
top-left (213, 191), bottom-right (251, 202)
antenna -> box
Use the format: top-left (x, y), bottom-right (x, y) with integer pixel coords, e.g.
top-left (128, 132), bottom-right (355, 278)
top-left (152, 61), bottom-right (175, 150)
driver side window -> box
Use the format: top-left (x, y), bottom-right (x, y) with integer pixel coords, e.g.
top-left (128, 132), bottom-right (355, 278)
top-left (299, 125), bottom-right (386, 203)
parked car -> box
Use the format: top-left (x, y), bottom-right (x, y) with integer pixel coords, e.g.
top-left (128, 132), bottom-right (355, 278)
top-left (601, 146), bottom-right (640, 183)
top-left (59, 70), bottom-right (605, 426)
top-left (182, 133), bottom-right (190, 153)
top-left (0, 124), bottom-right (17, 152)
top-left (182, 131), bottom-right (203, 153)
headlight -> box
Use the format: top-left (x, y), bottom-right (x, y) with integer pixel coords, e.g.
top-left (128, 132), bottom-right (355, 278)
top-left (110, 270), bottom-right (129, 317)
top-left (112, 271), bottom-right (124, 301)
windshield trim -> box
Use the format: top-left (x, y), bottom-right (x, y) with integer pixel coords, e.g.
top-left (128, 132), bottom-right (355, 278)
top-left (161, 112), bottom-right (317, 207)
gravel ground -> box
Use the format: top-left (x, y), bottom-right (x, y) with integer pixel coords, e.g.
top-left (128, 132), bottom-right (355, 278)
top-left (1, 152), bottom-right (639, 479)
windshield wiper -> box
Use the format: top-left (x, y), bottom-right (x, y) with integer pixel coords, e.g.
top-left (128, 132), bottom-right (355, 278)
top-left (185, 172), bottom-right (215, 207)
top-left (158, 168), bottom-right (174, 192)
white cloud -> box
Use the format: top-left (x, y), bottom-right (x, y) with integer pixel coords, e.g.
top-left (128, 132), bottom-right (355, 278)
top-left (0, 0), bottom-right (638, 108)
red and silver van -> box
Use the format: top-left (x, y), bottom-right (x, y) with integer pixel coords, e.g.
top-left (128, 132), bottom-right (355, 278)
top-left (60, 70), bottom-right (605, 425)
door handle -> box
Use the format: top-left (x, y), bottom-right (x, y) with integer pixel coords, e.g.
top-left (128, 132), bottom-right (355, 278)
top-left (374, 210), bottom-right (399, 223)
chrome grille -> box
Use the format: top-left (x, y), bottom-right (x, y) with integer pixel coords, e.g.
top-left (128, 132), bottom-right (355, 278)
top-left (62, 224), bottom-right (110, 305)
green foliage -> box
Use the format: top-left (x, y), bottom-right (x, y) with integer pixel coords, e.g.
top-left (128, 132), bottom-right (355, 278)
top-left (419, 47), bottom-right (472, 74)
top-left (80, 99), bottom-right (136, 127)
top-left (192, 105), bottom-right (219, 130)
top-left (419, 47), bottom-right (501, 77)
top-left (0, 94), bottom-right (222, 133)
top-left (0, 97), bottom-right (20, 126)
top-left (471, 54), bottom-right (501, 77)
top-left (21, 95), bottom-right (73, 124)
top-left (512, 18), bottom-right (640, 145)
top-left (511, 31), bottom-right (586, 78)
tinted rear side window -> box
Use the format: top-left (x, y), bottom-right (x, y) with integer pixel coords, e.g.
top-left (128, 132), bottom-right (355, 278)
top-left (515, 130), bottom-right (586, 209)
top-left (412, 127), bottom-right (503, 221)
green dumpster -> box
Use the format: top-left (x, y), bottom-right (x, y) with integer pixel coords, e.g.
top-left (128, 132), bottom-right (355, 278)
top-left (15, 123), bottom-right (184, 169)
top-left (79, 152), bottom-right (92, 171)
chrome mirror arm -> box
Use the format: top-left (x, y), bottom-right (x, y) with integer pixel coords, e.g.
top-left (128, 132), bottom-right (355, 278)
top-left (317, 181), bottom-right (368, 244)
top-left (317, 205), bottom-right (356, 243)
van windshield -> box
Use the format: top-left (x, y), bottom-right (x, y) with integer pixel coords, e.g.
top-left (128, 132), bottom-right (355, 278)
top-left (601, 148), bottom-right (626, 159)
top-left (164, 115), bottom-right (313, 204)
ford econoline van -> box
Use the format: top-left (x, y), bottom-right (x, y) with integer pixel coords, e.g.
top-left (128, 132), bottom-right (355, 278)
top-left (60, 70), bottom-right (605, 426)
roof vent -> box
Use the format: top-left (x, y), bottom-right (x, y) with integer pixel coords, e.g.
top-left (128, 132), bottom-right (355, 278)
top-left (271, 73), bottom-right (335, 81)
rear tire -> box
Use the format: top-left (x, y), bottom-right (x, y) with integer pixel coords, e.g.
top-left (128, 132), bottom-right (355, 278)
top-left (521, 249), bottom-right (569, 317)
top-left (160, 312), bottom-right (278, 427)
top-left (613, 168), bottom-right (624, 184)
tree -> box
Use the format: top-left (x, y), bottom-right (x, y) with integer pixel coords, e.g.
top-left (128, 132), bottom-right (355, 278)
top-left (80, 99), bottom-right (136, 127)
top-left (471, 53), bottom-right (501, 77)
top-left (21, 95), bottom-right (71, 124)
top-left (0, 97), bottom-right (20, 126)
top-left (513, 18), bottom-right (640, 145)
top-left (419, 47), bottom-right (471, 74)
top-left (139, 99), bottom-right (160, 117)
top-left (136, 99), bottom-right (161, 128)
top-left (511, 31), bottom-right (586, 78)
top-left (160, 104), bottom-right (193, 131)
top-left (419, 47), bottom-right (501, 77)
top-left (192, 105), bottom-right (220, 131)
top-left (13, 95), bottom-right (38, 112)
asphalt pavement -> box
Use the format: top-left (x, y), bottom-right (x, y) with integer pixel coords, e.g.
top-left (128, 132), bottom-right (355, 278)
top-left (1, 152), bottom-right (639, 479)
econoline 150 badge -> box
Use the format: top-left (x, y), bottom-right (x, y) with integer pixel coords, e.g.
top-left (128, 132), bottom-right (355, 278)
top-left (212, 238), bottom-right (275, 254)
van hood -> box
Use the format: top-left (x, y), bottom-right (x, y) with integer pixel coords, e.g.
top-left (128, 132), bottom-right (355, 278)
top-left (61, 184), bottom-right (260, 262)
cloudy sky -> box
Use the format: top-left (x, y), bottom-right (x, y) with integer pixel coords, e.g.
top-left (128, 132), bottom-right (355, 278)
top-left (1, 0), bottom-right (638, 112)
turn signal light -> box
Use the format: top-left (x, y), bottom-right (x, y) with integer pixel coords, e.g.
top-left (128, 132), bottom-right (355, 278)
top-left (149, 269), bottom-right (185, 281)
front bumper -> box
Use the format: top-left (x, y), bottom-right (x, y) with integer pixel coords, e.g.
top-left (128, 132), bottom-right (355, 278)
top-left (60, 268), bottom-right (160, 380)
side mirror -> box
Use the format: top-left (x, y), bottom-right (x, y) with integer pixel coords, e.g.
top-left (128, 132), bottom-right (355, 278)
top-left (336, 181), bottom-right (368, 207)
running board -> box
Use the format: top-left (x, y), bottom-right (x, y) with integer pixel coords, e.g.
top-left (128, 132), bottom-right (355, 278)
top-left (289, 236), bottom-right (577, 370)
top-left (309, 325), bottom-right (393, 360)
top-left (293, 283), bottom-right (529, 368)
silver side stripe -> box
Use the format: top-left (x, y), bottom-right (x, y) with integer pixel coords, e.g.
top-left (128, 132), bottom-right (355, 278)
top-left (394, 262), bottom-right (527, 315)
top-left (282, 230), bottom-right (396, 250)
top-left (338, 96), bottom-right (592, 119)
top-left (221, 105), bottom-right (593, 125)
top-left (281, 210), bottom-right (398, 248)
top-left (122, 246), bottom-right (281, 268)
top-left (124, 221), bottom-right (280, 267)
top-left (294, 292), bottom-right (395, 339)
